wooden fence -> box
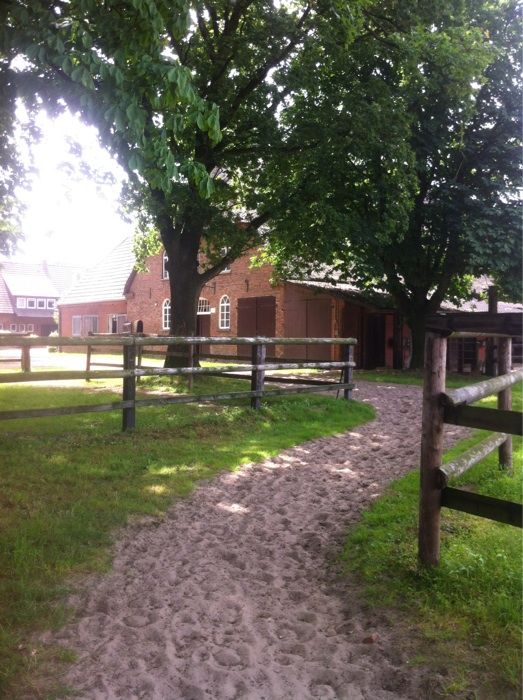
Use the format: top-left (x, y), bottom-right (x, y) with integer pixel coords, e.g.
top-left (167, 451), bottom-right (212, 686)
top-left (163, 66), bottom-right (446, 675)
top-left (419, 332), bottom-right (522, 567)
top-left (0, 334), bottom-right (357, 431)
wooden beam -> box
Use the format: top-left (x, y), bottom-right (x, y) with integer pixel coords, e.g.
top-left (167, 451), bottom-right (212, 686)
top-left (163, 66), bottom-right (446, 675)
top-left (436, 433), bottom-right (508, 487)
top-left (0, 384), bottom-right (354, 422)
top-left (441, 487), bottom-right (522, 528)
top-left (426, 312), bottom-right (521, 337)
top-left (441, 369), bottom-right (523, 406)
top-left (0, 335), bottom-right (359, 348)
top-left (444, 405), bottom-right (522, 435)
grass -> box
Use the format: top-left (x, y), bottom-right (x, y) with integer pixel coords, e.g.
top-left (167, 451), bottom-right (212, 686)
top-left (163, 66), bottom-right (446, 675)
top-left (342, 385), bottom-right (523, 697)
top-left (0, 374), bottom-right (375, 697)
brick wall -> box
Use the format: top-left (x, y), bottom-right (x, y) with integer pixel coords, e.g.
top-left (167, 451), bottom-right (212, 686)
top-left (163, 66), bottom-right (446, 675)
top-left (60, 300), bottom-right (127, 336)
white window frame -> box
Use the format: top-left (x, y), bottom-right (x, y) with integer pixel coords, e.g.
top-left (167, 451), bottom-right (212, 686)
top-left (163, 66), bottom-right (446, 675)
top-left (83, 315), bottom-right (98, 334)
top-left (10, 324), bottom-right (17, 332)
top-left (197, 297), bottom-right (210, 315)
top-left (37, 298), bottom-right (46, 309)
top-left (219, 295), bottom-right (231, 330)
top-left (47, 299), bottom-right (56, 309)
top-left (27, 298), bottom-right (36, 309)
top-left (27, 324), bottom-right (34, 332)
top-left (16, 297), bottom-right (26, 309)
top-left (19, 324), bottom-right (25, 332)
top-left (72, 316), bottom-right (82, 336)
top-left (162, 299), bottom-right (171, 331)
top-left (162, 251), bottom-right (169, 280)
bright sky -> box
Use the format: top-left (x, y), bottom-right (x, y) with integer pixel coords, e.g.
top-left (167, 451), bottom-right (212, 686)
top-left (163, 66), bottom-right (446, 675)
top-left (15, 110), bottom-right (135, 268)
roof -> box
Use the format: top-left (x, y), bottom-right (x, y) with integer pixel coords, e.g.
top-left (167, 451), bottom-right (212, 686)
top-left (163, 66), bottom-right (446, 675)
top-left (59, 237), bottom-right (135, 305)
top-left (0, 259), bottom-right (83, 316)
top-left (286, 278), bottom-right (393, 309)
top-left (3, 271), bottom-right (58, 297)
top-left (441, 276), bottom-right (523, 314)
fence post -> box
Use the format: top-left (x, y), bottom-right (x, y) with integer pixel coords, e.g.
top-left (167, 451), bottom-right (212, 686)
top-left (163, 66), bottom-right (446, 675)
top-left (342, 344), bottom-right (353, 400)
top-left (85, 343), bottom-right (92, 382)
top-left (21, 345), bottom-right (31, 372)
top-left (498, 337), bottom-right (512, 469)
top-left (122, 342), bottom-right (137, 431)
top-left (251, 342), bottom-right (266, 410)
top-left (419, 331), bottom-right (447, 567)
top-left (188, 343), bottom-right (194, 392)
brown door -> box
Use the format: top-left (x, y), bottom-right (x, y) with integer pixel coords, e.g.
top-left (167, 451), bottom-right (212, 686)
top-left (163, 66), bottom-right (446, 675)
top-left (237, 296), bottom-right (276, 357)
top-left (196, 314), bottom-right (211, 356)
top-left (364, 314), bottom-right (386, 369)
top-left (306, 299), bottom-right (332, 361)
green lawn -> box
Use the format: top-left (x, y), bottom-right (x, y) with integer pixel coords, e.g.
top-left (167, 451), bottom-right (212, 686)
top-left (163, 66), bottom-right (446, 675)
top-left (0, 375), bottom-right (374, 697)
top-left (342, 385), bottom-right (523, 697)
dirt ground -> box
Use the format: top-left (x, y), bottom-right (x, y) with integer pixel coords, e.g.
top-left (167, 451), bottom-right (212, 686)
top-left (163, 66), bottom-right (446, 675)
top-left (43, 381), bottom-right (469, 700)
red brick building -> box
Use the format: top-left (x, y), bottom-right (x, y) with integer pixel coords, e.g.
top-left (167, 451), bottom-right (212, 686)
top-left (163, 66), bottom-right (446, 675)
top-left (59, 237), bottom-right (408, 368)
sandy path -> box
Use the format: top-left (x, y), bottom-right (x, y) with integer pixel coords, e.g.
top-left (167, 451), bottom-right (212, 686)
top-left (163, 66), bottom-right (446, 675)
top-left (48, 382), bottom-right (468, 700)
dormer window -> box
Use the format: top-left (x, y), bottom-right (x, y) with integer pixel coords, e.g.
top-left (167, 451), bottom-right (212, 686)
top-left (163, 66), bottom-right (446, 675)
top-left (16, 298), bottom-right (26, 309)
top-left (162, 251), bottom-right (169, 279)
top-left (37, 299), bottom-right (46, 309)
top-left (27, 298), bottom-right (36, 309)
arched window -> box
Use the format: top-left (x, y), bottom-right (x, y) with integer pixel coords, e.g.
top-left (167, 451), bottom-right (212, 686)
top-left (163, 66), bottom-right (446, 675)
top-left (162, 299), bottom-right (171, 331)
top-left (197, 297), bottom-right (210, 314)
top-left (219, 295), bottom-right (230, 330)
top-left (162, 251), bottom-right (169, 279)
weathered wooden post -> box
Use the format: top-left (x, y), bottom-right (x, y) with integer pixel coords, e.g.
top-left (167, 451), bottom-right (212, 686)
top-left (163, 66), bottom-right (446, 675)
top-left (188, 343), bottom-right (194, 392)
top-left (342, 344), bottom-right (353, 400)
top-left (485, 286), bottom-right (498, 376)
top-left (498, 336), bottom-right (512, 469)
top-left (21, 344), bottom-right (31, 373)
top-left (251, 341), bottom-right (266, 410)
top-left (85, 340), bottom-right (92, 382)
top-left (419, 331), bottom-right (447, 567)
top-left (122, 341), bottom-right (137, 431)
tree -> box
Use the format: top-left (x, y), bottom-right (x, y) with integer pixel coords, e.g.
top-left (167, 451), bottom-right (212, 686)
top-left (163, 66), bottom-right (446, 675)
top-left (4, 0), bottom-right (361, 363)
top-left (263, 0), bottom-right (522, 367)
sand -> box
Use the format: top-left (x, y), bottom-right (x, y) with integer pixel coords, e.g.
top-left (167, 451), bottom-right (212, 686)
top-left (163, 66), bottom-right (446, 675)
top-left (46, 381), bottom-right (469, 699)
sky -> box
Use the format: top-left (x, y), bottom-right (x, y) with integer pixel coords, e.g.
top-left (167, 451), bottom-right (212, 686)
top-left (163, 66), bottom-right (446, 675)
top-left (14, 110), bottom-right (135, 268)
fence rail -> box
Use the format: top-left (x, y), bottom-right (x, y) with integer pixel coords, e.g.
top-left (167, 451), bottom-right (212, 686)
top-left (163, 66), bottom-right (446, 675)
top-left (419, 334), bottom-right (522, 567)
top-left (0, 334), bottom-right (357, 430)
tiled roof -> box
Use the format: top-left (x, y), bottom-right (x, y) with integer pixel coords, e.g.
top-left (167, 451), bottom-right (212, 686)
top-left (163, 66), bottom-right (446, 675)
top-left (441, 276), bottom-right (523, 314)
top-left (59, 237), bottom-right (135, 305)
top-left (3, 271), bottom-right (58, 297)
top-left (45, 263), bottom-right (83, 296)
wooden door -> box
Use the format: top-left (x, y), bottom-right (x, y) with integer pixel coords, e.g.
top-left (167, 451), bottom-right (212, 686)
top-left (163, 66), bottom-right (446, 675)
top-left (237, 296), bottom-right (276, 357)
top-left (196, 314), bottom-right (211, 356)
top-left (364, 314), bottom-right (386, 369)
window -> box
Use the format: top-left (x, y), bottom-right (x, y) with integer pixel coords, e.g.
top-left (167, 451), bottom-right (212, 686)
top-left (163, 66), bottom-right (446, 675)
top-left (108, 314), bottom-right (128, 333)
top-left (10, 324), bottom-right (17, 331)
top-left (83, 315), bottom-right (98, 334)
top-left (72, 316), bottom-right (82, 336)
top-left (162, 299), bottom-right (171, 331)
top-left (16, 297), bottom-right (26, 308)
top-left (219, 295), bottom-right (231, 330)
top-left (219, 247), bottom-right (231, 274)
top-left (19, 324), bottom-right (25, 332)
top-left (27, 298), bottom-right (36, 309)
top-left (162, 251), bottom-right (169, 279)
top-left (37, 298), bottom-right (46, 309)
top-left (27, 324), bottom-right (34, 332)
top-left (47, 299), bottom-right (55, 309)
top-left (197, 297), bottom-right (210, 314)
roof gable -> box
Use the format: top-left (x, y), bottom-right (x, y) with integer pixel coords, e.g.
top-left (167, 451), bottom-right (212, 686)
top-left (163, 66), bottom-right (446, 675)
top-left (59, 237), bottom-right (135, 305)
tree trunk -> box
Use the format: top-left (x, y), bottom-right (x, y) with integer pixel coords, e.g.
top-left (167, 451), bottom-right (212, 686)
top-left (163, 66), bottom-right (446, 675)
top-left (407, 314), bottom-right (427, 370)
top-left (161, 212), bottom-right (204, 368)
